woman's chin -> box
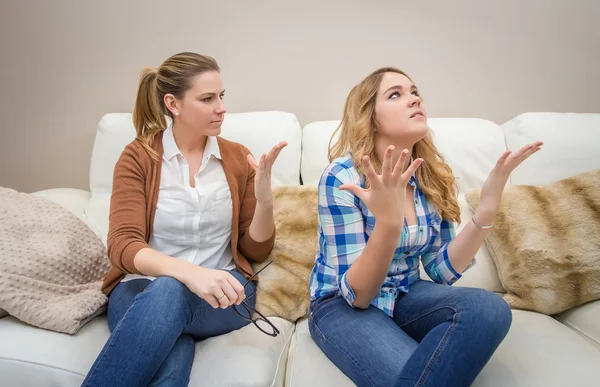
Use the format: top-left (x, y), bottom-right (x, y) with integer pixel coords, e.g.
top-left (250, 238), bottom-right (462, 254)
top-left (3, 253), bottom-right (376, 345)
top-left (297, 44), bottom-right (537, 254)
top-left (408, 122), bottom-right (429, 141)
top-left (205, 124), bottom-right (222, 136)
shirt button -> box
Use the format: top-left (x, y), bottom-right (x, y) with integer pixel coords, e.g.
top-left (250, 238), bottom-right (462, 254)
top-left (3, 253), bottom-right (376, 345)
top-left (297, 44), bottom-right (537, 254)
top-left (414, 199), bottom-right (418, 204)
top-left (419, 227), bottom-right (423, 232)
top-left (404, 251), bottom-right (410, 255)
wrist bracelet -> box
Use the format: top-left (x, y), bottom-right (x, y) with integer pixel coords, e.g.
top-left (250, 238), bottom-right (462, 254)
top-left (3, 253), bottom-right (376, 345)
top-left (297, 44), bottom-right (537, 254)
top-left (472, 216), bottom-right (493, 229)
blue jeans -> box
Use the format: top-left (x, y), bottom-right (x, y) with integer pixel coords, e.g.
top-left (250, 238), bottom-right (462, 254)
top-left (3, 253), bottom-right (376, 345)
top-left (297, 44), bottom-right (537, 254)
top-left (309, 280), bottom-right (512, 387)
top-left (82, 270), bottom-right (255, 387)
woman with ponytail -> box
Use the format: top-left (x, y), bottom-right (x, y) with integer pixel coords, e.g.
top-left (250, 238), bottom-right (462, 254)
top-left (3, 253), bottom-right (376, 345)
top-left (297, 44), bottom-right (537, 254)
top-left (308, 68), bottom-right (543, 387)
top-left (83, 52), bottom-right (286, 386)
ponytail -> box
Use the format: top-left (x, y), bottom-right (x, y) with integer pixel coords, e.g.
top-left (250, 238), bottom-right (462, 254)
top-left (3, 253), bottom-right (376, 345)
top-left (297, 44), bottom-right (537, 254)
top-left (133, 67), bottom-right (166, 162)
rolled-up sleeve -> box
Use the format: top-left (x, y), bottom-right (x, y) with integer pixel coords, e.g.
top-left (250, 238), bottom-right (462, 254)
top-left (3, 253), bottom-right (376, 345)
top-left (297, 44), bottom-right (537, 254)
top-left (421, 219), bottom-right (475, 285)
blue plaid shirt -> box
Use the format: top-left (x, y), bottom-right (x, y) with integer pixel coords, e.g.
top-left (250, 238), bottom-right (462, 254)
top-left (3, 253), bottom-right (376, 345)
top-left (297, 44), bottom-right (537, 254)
top-left (309, 155), bottom-right (475, 316)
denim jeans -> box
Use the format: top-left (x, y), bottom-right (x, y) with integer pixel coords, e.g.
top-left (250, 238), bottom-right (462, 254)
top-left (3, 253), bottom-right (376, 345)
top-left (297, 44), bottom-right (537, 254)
top-left (82, 270), bottom-right (255, 387)
top-left (308, 280), bottom-right (512, 387)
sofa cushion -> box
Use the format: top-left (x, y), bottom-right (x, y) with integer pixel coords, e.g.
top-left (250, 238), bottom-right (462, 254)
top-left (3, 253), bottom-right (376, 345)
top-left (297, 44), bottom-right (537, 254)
top-left (502, 112), bottom-right (600, 186)
top-left (471, 309), bottom-right (600, 387)
top-left (189, 316), bottom-right (294, 387)
top-left (0, 315), bottom-right (109, 387)
top-left (286, 311), bottom-right (600, 387)
top-left (555, 300), bottom-right (600, 350)
top-left (465, 169), bottom-right (600, 315)
top-left (300, 118), bottom-right (506, 293)
top-left (0, 314), bottom-right (294, 387)
top-left (86, 112), bottom-right (302, 242)
top-left (285, 317), bottom-right (352, 387)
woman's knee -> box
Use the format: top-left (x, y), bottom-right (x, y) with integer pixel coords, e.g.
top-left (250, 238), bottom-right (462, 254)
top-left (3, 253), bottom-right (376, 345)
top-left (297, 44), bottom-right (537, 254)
top-left (460, 288), bottom-right (512, 336)
top-left (141, 277), bottom-right (193, 316)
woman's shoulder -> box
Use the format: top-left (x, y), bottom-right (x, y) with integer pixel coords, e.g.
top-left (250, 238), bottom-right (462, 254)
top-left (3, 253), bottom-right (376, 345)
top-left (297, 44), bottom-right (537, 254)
top-left (114, 138), bottom-right (154, 171)
top-left (319, 154), bottom-right (361, 186)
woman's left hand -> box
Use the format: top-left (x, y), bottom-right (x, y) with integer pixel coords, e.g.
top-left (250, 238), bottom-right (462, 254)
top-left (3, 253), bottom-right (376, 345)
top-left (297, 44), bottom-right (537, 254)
top-left (247, 141), bottom-right (288, 205)
top-left (478, 141), bottom-right (544, 218)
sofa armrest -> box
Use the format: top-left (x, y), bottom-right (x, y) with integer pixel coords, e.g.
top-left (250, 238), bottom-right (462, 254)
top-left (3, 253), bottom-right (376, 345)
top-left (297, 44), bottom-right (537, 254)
top-left (32, 188), bottom-right (91, 225)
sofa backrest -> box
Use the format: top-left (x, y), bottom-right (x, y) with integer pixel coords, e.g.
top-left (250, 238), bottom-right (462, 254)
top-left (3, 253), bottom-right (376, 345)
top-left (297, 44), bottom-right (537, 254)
top-left (85, 112), bottom-right (302, 242)
top-left (502, 112), bottom-right (600, 186)
top-left (82, 109), bottom-right (599, 292)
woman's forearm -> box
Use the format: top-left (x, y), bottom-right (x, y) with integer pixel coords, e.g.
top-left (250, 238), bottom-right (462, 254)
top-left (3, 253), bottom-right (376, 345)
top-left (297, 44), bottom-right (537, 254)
top-left (248, 201), bottom-right (275, 242)
top-left (133, 247), bottom-right (198, 283)
top-left (346, 220), bottom-right (403, 309)
top-left (447, 209), bottom-right (494, 273)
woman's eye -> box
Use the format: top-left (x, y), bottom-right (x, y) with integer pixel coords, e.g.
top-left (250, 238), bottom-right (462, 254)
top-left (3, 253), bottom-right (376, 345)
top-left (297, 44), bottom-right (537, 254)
top-left (389, 91), bottom-right (400, 99)
top-left (412, 90), bottom-right (420, 96)
top-left (203, 97), bottom-right (212, 102)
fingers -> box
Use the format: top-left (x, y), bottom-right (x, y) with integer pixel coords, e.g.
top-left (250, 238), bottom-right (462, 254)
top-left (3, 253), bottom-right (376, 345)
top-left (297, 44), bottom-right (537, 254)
top-left (259, 154), bottom-right (267, 173)
top-left (496, 150), bottom-right (512, 166)
top-left (247, 154), bottom-right (259, 171)
top-left (401, 158), bottom-right (424, 181)
top-left (502, 141), bottom-right (543, 168)
top-left (217, 280), bottom-right (238, 309)
top-left (513, 142), bottom-right (543, 167)
top-left (273, 141), bottom-right (288, 159)
top-left (381, 146), bottom-right (394, 184)
top-left (262, 141), bottom-right (288, 172)
top-left (362, 156), bottom-right (381, 189)
top-left (519, 145), bottom-right (538, 160)
top-left (391, 149), bottom-right (410, 179)
top-left (227, 275), bottom-right (246, 305)
top-left (205, 295), bottom-right (220, 309)
top-left (339, 183), bottom-right (366, 202)
top-left (525, 141), bottom-right (543, 156)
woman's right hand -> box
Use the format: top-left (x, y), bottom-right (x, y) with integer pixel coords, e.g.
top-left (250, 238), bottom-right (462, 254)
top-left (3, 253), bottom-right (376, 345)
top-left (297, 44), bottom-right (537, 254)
top-left (339, 146), bottom-right (423, 227)
top-left (181, 267), bottom-right (246, 309)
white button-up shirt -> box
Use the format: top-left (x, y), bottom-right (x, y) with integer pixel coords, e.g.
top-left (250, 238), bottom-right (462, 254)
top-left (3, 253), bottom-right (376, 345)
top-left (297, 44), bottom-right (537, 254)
top-left (122, 125), bottom-right (234, 282)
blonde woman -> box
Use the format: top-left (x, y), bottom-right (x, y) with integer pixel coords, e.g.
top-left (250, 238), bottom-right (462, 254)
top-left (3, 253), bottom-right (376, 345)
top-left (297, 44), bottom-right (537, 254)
top-left (83, 52), bottom-right (286, 386)
top-left (308, 67), bottom-right (542, 387)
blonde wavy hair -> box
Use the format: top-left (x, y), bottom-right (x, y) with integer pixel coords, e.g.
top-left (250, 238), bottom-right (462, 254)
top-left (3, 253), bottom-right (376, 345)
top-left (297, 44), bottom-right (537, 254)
top-left (328, 67), bottom-right (460, 222)
top-left (133, 52), bottom-right (220, 162)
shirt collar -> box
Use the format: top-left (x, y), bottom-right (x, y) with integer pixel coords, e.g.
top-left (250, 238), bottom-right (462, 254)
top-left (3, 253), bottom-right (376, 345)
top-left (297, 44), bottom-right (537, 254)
top-left (163, 125), bottom-right (222, 161)
top-left (204, 135), bottom-right (222, 160)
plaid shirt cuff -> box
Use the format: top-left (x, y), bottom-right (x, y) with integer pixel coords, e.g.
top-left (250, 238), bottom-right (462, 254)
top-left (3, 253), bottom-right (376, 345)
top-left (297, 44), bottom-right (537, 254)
top-left (340, 272), bottom-right (357, 307)
top-left (427, 243), bottom-right (475, 285)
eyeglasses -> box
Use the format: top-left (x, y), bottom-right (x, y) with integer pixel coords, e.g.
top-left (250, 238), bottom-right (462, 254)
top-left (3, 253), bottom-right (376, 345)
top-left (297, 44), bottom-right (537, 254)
top-left (233, 260), bottom-right (280, 337)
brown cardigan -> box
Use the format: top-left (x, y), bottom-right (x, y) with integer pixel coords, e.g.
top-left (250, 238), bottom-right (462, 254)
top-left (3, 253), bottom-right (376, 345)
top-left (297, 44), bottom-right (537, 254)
top-left (101, 131), bottom-right (276, 295)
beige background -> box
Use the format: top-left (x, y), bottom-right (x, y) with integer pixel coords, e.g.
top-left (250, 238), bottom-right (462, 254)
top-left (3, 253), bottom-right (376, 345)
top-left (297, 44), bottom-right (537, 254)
top-left (1, 0), bottom-right (598, 192)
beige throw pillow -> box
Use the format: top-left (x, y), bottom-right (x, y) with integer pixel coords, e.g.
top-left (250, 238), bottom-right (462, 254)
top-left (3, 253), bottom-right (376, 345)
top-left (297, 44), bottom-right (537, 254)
top-left (253, 185), bottom-right (319, 322)
top-left (465, 169), bottom-right (600, 315)
top-left (0, 187), bottom-right (111, 333)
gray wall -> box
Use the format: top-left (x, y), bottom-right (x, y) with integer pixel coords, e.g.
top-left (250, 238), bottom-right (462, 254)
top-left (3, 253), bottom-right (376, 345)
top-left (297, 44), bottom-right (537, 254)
top-left (1, 0), bottom-right (598, 192)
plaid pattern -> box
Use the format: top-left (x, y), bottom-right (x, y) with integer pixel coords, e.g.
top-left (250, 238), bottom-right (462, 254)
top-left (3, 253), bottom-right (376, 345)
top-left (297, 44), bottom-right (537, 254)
top-left (309, 155), bottom-right (475, 316)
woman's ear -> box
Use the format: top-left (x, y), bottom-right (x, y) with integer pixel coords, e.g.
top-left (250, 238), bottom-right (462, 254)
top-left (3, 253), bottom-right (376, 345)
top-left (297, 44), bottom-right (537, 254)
top-left (163, 93), bottom-right (179, 116)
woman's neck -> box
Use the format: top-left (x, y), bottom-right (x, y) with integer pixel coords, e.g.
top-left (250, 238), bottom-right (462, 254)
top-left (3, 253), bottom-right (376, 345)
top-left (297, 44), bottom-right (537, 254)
top-left (374, 136), bottom-right (415, 173)
top-left (172, 122), bottom-right (208, 154)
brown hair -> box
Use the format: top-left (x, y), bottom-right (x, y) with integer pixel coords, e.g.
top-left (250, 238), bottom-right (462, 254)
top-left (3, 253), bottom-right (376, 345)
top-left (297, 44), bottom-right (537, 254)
top-left (132, 52), bottom-right (220, 161)
top-left (328, 67), bottom-right (460, 222)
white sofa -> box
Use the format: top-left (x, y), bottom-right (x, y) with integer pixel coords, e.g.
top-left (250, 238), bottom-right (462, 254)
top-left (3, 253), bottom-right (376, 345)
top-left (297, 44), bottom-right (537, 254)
top-left (1, 111), bottom-right (599, 387)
